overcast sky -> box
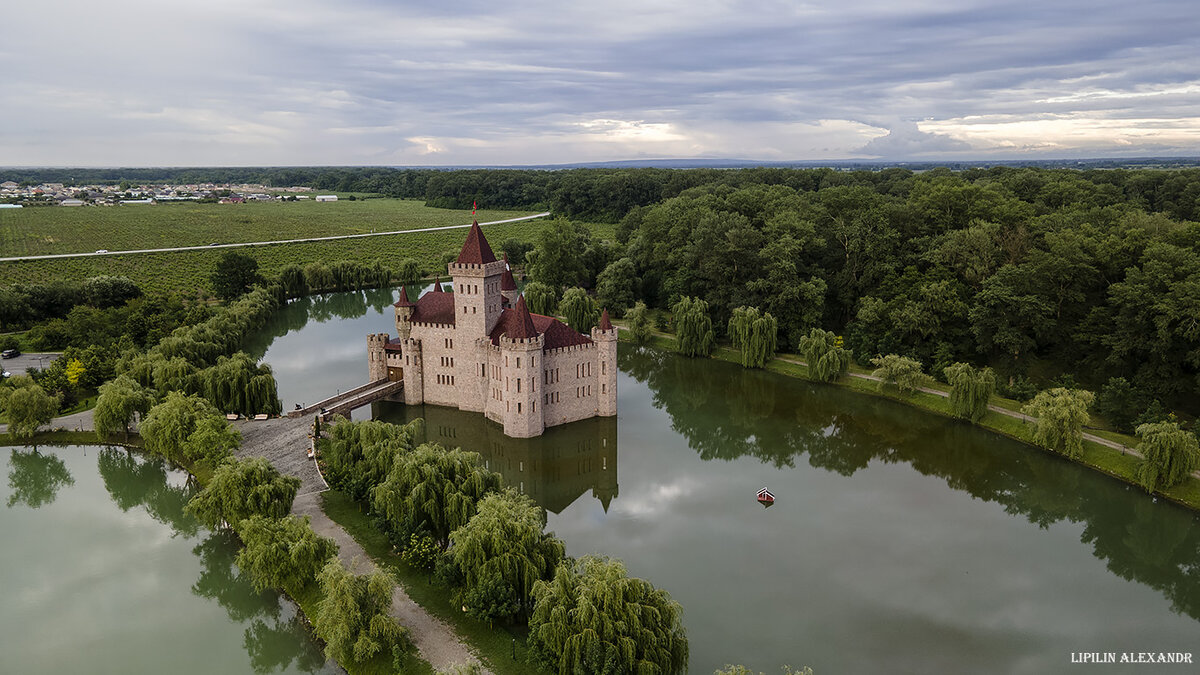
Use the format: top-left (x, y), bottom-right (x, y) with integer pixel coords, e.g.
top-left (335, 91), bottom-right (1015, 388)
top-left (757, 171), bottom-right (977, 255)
top-left (2, 0), bottom-right (1198, 166)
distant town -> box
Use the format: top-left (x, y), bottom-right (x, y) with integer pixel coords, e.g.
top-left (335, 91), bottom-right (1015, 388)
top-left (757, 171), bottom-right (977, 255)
top-left (0, 182), bottom-right (328, 208)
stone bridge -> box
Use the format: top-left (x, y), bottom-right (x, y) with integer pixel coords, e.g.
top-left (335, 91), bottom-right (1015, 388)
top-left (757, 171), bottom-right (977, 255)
top-left (287, 379), bottom-right (405, 421)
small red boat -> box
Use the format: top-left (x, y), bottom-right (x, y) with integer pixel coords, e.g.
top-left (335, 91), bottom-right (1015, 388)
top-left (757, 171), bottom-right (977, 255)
top-left (757, 487), bottom-right (775, 506)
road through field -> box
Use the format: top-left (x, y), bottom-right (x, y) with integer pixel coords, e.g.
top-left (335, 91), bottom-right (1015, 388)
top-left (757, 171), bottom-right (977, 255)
top-left (0, 212), bottom-right (550, 262)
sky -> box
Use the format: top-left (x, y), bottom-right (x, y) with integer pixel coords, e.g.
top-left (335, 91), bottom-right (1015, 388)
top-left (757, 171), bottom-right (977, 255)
top-left (2, 0), bottom-right (1198, 166)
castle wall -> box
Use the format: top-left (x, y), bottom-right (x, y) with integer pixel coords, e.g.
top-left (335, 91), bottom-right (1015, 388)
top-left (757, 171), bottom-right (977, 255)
top-left (409, 322), bottom-right (462, 408)
top-left (540, 343), bottom-right (603, 428)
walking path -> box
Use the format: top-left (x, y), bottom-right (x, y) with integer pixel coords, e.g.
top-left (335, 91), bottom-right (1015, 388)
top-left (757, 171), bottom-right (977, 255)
top-left (0, 408), bottom-right (94, 435)
top-left (236, 414), bottom-right (489, 674)
top-left (0, 212), bottom-right (550, 262)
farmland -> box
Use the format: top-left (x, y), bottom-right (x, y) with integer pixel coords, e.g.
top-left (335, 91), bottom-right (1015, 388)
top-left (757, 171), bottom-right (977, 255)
top-left (0, 198), bottom-right (540, 257)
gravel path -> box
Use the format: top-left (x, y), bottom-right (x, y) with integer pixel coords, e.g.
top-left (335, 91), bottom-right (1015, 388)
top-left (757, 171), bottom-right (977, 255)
top-left (240, 414), bottom-right (489, 674)
top-left (1, 408), bottom-right (95, 435)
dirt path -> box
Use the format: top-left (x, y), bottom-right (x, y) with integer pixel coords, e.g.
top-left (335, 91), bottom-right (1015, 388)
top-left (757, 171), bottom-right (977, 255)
top-left (240, 415), bottom-right (489, 674)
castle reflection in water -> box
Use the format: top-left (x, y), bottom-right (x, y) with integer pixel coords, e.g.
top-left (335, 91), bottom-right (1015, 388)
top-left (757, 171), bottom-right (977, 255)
top-left (373, 400), bottom-right (618, 514)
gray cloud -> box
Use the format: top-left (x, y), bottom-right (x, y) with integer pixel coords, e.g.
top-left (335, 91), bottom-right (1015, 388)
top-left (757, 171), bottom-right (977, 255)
top-left (1, 0), bottom-right (1197, 165)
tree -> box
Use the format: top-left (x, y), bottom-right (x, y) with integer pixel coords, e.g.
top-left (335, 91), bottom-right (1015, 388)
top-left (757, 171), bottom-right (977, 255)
top-left (370, 443), bottom-right (501, 549)
top-left (797, 328), bottom-right (850, 382)
top-left (449, 489), bottom-right (565, 621)
top-left (595, 257), bottom-right (638, 317)
top-left (626, 301), bottom-right (653, 344)
top-left (396, 258), bottom-right (423, 286)
top-left (559, 287), bottom-right (599, 333)
top-left (1093, 377), bottom-right (1142, 433)
top-left (1021, 388), bottom-right (1095, 458)
top-left (235, 515), bottom-right (339, 592)
top-left (93, 374), bottom-right (154, 440)
top-left (181, 413), bottom-right (241, 471)
top-left (185, 457), bottom-right (300, 530)
top-left (6, 448), bottom-right (75, 508)
top-left (322, 418), bottom-right (422, 500)
top-left (523, 281), bottom-right (558, 316)
top-left (64, 358), bottom-right (86, 387)
top-left (500, 238), bottom-right (534, 266)
top-left (944, 362), bottom-right (995, 423)
top-left (277, 265), bottom-right (308, 298)
top-left (672, 296), bottom-right (715, 357)
top-left (1134, 421), bottom-right (1200, 492)
top-left (140, 391), bottom-right (218, 459)
top-left (0, 376), bottom-right (60, 439)
top-left (870, 354), bottom-right (928, 395)
top-left (82, 275), bottom-right (141, 308)
top-left (529, 556), bottom-right (688, 675)
top-left (211, 251), bottom-right (263, 301)
top-left (316, 560), bottom-right (409, 666)
top-left (525, 218), bottom-right (590, 289)
top-left (728, 306), bottom-right (778, 368)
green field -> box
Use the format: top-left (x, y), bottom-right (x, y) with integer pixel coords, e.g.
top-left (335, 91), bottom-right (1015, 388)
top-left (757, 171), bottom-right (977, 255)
top-left (0, 200), bottom-right (606, 297)
top-left (0, 198), bottom-right (539, 257)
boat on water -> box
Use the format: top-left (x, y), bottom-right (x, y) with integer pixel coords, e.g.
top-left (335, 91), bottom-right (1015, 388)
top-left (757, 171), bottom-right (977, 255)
top-left (757, 487), bottom-right (775, 506)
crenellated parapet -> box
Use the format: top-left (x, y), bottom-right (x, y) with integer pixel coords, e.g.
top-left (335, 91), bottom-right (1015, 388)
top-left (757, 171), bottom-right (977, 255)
top-left (366, 332), bottom-right (389, 381)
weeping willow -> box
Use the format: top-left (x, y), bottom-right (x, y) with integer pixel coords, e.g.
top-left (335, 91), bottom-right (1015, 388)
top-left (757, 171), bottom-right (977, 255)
top-left (371, 443), bottom-right (501, 548)
top-left (944, 362), bottom-right (996, 423)
top-left (185, 456), bottom-right (300, 530)
top-left (1134, 421), bottom-right (1200, 491)
top-left (449, 489), bottom-right (565, 621)
top-left (1021, 388), bottom-right (1095, 458)
top-left (193, 352), bottom-right (281, 416)
top-left (323, 418), bottom-right (422, 499)
top-left (529, 555), bottom-right (688, 675)
top-left (315, 560), bottom-right (408, 666)
top-left (672, 296), bottom-right (715, 358)
top-left (728, 306), bottom-right (778, 368)
top-left (796, 328), bottom-right (849, 382)
top-left (870, 353), bottom-right (928, 395)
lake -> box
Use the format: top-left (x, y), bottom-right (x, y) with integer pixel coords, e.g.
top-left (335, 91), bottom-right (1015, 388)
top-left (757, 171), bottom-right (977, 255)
top-left (249, 289), bottom-right (1200, 674)
top-left (0, 445), bottom-right (337, 675)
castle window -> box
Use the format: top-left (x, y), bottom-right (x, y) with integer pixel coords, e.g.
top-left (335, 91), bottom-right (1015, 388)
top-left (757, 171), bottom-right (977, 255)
top-left (602, 383), bottom-right (606, 393)
top-left (516, 357), bottom-right (521, 368)
top-left (517, 379), bottom-right (521, 393)
top-left (602, 361), bottom-right (606, 374)
top-left (532, 402), bottom-right (536, 413)
top-left (517, 402), bottom-right (522, 413)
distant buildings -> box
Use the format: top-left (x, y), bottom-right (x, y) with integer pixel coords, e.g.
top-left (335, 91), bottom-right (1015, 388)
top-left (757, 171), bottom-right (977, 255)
top-left (315, 195), bottom-right (338, 202)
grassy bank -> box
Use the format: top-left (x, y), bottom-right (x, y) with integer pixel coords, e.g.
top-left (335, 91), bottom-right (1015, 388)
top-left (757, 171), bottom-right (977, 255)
top-left (321, 490), bottom-right (550, 675)
top-left (620, 331), bottom-right (1200, 511)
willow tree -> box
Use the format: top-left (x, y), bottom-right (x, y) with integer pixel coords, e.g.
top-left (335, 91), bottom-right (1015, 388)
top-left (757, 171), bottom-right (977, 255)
top-left (0, 376), bottom-right (60, 439)
top-left (140, 391), bottom-right (222, 460)
top-left (323, 418), bottom-right (422, 499)
top-left (626, 301), bottom-right (653, 344)
top-left (796, 328), bottom-right (850, 382)
top-left (524, 281), bottom-right (559, 316)
top-left (559, 287), bottom-right (599, 333)
top-left (870, 354), bottom-right (928, 395)
top-left (672, 296), bottom-right (715, 358)
top-left (94, 374), bottom-right (155, 441)
top-left (944, 362), bottom-right (996, 423)
top-left (1134, 421), bottom-right (1200, 491)
top-left (370, 443), bottom-right (501, 549)
top-left (198, 352), bottom-right (281, 416)
top-left (235, 514), bottom-right (339, 592)
top-left (185, 457), bottom-right (301, 530)
top-left (728, 306), bottom-right (778, 368)
top-left (316, 559), bottom-right (409, 666)
top-left (529, 555), bottom-right (688, 675)
top-left (1021, 388), bottom-right (1095, 458)
top-left (277, 265), bottom-right (308, 299)
top-left (449, 488), bottom-right (565, 622)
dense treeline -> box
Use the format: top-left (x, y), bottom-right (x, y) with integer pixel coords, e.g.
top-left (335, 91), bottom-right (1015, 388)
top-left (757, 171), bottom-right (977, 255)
top-left (0, 275), bottom-right (143, 330)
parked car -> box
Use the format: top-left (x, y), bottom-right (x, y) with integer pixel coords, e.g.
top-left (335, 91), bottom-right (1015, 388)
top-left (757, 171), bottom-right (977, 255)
top-left (1, 371), bottom-right (10, 378)
top-left (1, 348), bottom-right (19, 359)
top-left (95, 249), bottom-right (108, 253)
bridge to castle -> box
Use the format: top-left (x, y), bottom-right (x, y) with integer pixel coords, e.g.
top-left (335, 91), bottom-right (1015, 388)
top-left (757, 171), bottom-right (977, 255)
top-left (287, 378), bottom-right (405, 421)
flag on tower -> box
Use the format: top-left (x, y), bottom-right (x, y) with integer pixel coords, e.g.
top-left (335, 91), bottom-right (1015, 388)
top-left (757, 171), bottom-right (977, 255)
top-left (472, 200), bottom-right (477, 217)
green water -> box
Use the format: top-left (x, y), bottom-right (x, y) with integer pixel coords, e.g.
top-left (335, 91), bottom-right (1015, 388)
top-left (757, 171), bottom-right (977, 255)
top-left (0, 446), bottom-right (337, 675)
top-left (254, 290), bottom-right (1200, 674)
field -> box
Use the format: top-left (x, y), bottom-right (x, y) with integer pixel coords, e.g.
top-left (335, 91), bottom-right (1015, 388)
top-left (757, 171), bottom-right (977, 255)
top-left (0, 200), bottom-right (609, 297)
top-left (0, 198), bottom-right (539, 257)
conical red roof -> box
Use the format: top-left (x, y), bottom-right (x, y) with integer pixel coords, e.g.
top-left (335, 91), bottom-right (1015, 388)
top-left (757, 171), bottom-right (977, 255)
top-left (501, 253), bottom-right (517, 291)
top-left (506, 295), bottom-right (539, 339)
top-left (598, 308), bottom-right (613, 330)
top-left (455, 220), bottom-right (498, 265)
top-left (393, 285), bottom-right (414, 307)
top-left (433, 276), bottom-right (443, 292)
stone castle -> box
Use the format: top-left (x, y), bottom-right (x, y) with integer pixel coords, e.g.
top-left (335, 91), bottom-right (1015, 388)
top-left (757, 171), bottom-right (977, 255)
top-left (366, 221), bottom-right (617, 438)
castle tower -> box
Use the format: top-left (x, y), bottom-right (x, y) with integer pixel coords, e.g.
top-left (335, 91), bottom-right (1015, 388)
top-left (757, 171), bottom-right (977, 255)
top-left (402, 336), bottom-right (424, 405)
top-left (592, 309), bottom-right (618, 417)
top-left (448, 221), bottom-right (506, 338)
top-left (500, 295), bottom-right (545, 438)
top-left (500, 254), bottom-right (519, 306)
top-left (367, 333), bottom-right (388, 381)
top-left (393, 285), bottom-right (415, 340)
top-left (593, 416), bottom-right (619, 512)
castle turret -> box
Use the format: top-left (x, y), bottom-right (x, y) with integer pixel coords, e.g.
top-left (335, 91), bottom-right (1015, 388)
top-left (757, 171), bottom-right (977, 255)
top-left (449, 221), bottom-right (507, 338)
top-left (500, 254), bottom-right (519, 306)
top-left (394, 286), bottom-right (415, 340)
top-left (367, 333), bottom-right (389, 381)
top-left (500, 295), bottom-right (545, 438)
top-left (592, 309), bottom-right (618, 417)
top-left (402, 336), bottom-right (424, 405)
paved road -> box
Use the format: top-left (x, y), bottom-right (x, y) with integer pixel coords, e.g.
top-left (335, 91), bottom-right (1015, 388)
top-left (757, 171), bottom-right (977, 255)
top-left (0, 213), bottom-right (551, 262)
top-left (0, 408), bottom-right (95, 435)
top-left (1, 352), bottom-right (61, 377)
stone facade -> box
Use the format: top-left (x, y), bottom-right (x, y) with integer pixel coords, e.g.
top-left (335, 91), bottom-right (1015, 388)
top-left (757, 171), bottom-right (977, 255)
top-left (365, 222), bottom-right (617, 438)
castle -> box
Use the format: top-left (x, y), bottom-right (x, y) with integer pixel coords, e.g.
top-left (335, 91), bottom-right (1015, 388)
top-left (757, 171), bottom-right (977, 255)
top-left (367, 221), bottom-right (617, 438)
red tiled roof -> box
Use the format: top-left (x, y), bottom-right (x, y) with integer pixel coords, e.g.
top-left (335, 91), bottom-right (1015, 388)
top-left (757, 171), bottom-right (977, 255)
top-left (501, 254), bottom-right (517, 291)
top-left (455, 220), bottom-right (498, 265)
top-left (433, 277), bottom-right (443, 292)
top-left (536, 315), bottom-right (593, 350)
top-left (393, 285), bottom-right (414, 307)
top-left (410, 290), bottom-right (456, 325)
top-left (507, 295), bottom-right (539, 339)
top-left (384, 338), bottom-right (403, 352)
top-left (598, 309), bottom-right (613, 330)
